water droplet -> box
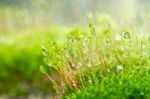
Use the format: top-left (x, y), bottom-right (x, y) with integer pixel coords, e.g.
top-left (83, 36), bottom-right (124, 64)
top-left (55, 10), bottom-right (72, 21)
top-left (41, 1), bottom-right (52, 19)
top-left (88, 57), bottom-right (92, 67)
top-left (68, 38), bottom-right (74, 43)
top-left (83, 47), bottom-right (89, 54)
top-left (88, 79), bottom-right (92, 84)
top-left (89, 21), bottom-right (93, 28)
top-left (107, 69), bottom-right (110, 72)
top-left (65, 48), bottom-right (70, 58)
top-left (123, 31), bottom-right (130, 39)
top-left (82, 40), bottom-right (89, 54)
top-left (72, 46), bottom-right (78, 58)
top-left (105, 39), bottom-right (111, 45)
top-left (42, 46), bottom-right (47, 56)
top-left (47, 61), bottom-right (52, 67)
top-left (88, 63), bottom-right (92, 67)
top-left (77, 62), bottom-right (82, 68)
top-left (116, 65), bottom-right (123, 70)
top-left (115, 34), bottom-right (121, 41)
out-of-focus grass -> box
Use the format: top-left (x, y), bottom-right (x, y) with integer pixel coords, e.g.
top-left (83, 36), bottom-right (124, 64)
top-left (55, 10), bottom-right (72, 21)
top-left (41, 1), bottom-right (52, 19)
top-left (0, 26), bottom-right (69, 95)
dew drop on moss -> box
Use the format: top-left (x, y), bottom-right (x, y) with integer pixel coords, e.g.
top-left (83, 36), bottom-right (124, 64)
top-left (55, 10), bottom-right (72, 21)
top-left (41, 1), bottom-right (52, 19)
top-left (123, 31), bottom-right (130, 39)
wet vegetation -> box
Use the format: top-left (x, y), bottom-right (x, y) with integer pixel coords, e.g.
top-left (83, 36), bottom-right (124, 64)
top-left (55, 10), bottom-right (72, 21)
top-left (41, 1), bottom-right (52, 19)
top-left (1, 0), bottom-right (150, 99)
top-left (41, 20), bottom-right (150, 98)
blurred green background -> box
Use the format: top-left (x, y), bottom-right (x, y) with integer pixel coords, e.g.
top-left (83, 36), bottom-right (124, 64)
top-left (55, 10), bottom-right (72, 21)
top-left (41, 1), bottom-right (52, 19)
top-left (0, 0), bottom-right (150, 98)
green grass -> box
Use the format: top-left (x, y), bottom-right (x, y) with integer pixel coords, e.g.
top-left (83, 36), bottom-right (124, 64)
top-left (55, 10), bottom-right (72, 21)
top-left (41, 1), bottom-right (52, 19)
top-left (41, 21), bottom-right (150, 98)
top-left (0, 27), bottom-right (68, 95)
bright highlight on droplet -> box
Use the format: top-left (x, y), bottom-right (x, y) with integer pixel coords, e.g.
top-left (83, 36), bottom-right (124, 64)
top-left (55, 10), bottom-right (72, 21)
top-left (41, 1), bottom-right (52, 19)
top-left (116, 65), bottom-right (123, 70)
top-left (115, 34), bottom-right (121, 41)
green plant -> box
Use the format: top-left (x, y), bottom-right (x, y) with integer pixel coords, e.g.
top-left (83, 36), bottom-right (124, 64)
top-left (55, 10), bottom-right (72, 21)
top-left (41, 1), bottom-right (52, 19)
top-left (0, 27), bottom-right (68, 95)
top-left (41, 21), bottom-right (150, 98)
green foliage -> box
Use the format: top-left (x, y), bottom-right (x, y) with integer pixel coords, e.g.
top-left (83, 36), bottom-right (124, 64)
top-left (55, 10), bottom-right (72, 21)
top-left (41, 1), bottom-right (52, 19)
top-left (0, 27), bottom-right (68, 95)
top-left (67, 68), bottom-right (150, 99)
top-left (42, 21), bottom-right (150, 98)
